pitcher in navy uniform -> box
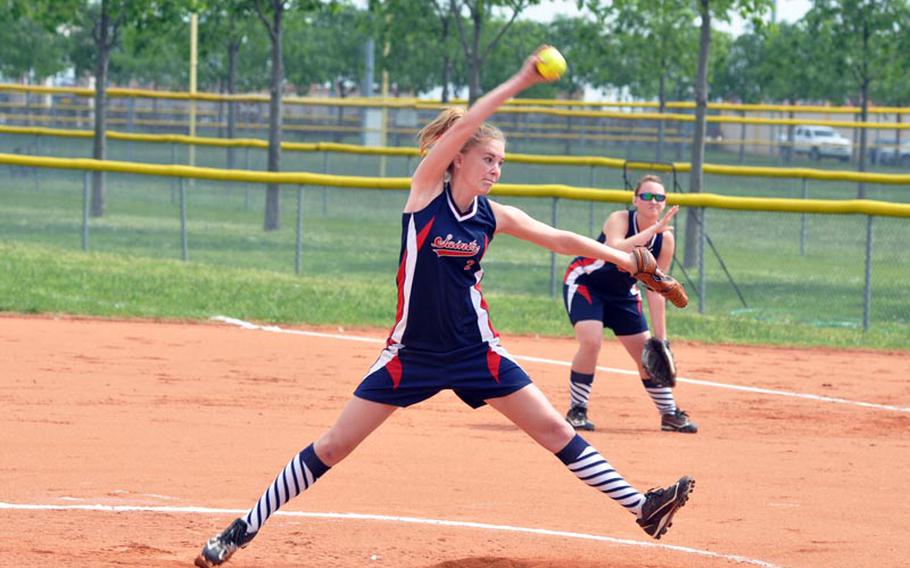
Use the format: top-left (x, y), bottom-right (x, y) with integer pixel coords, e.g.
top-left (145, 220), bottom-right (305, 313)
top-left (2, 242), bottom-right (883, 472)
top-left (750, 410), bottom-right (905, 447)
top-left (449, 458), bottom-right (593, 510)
top-left (563, 175), bottom-right (697, 434)
top-left (195, 51), bottom-right (694, 568)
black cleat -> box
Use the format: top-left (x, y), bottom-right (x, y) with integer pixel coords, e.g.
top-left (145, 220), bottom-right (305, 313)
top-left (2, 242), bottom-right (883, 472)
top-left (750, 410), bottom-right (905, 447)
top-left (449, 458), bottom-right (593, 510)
top-left (566, 405), bottom-right (595, 431)
top-left (195, 518), bottom-right (256, 567)
top-left (661, 409), bottom-right (698, 433)
top-left (636, 476), bottom-right (695, 539)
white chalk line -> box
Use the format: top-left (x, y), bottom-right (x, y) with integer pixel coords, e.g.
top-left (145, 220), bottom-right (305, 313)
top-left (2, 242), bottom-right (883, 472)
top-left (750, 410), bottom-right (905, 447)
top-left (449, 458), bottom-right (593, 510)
top-left (0, 501), bottom-right (783, 567)
top-left (212, 316), bottom-right (910, 414)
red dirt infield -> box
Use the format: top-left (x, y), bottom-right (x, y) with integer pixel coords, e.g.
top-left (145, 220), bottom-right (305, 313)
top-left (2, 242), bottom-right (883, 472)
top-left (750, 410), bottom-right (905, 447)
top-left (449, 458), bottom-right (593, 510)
top-left (1, 315), bottom-right (908, 568)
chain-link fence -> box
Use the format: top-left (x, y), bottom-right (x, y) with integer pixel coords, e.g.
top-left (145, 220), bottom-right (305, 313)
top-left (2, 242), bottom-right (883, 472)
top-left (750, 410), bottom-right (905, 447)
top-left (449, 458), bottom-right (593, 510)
top-left (2, 154), bottom-right (907, 333)
top-left (2, 88), bottom-right (908, 173)
top-left (2, 86), bottom-right (908, 332)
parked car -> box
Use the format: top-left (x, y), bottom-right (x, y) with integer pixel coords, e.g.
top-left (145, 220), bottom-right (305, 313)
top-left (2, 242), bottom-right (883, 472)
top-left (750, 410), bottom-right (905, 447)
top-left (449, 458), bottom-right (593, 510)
top-left (876, 139), bottom-right (910, 167)
top-left (780, 125), bottom-right (852, 162)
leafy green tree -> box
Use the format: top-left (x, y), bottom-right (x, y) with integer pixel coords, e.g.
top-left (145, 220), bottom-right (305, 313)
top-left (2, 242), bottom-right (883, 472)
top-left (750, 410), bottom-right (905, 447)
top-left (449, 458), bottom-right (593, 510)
top-left (712, 30), bottom-right (764, 104)
top-left (249, 0), bottom-right (334, 231)
top-left (759, 21), bottom-right (820, 163)
top-left (429, 0), bottom-right (457, 102)
top-left (587, 0), bottom-right (699, 160)
top-left (682, 0), bottom-right (771, 271)
top-left (64, 0), bottom-right (171, 217)
top-left (870, 9), bottom-right (910, 148)
top-left (284, 5), bottom-right (371, 143)
top-left (0, 0), bottom-right (79, 130)
top-left (451, 0), bottom-right (542, 104)
top-left (545, 15), bottom-right (611, 101)
top-left (285, 4), bottom-right (368, 96)
top-left (195, 2), bottom-right (268, 167)
top-left (370, 0), bottom-right (462, 100)
top-left (0, 11), bottom-right (69, 82)
top-left (477, 19), bottom-right (548, 95)
top-left (805, 0), bottom-right (910, 196)
top-left (480, 15), bottom-right (600, 101)
top-left (109, 17), bottom-right (185, 88)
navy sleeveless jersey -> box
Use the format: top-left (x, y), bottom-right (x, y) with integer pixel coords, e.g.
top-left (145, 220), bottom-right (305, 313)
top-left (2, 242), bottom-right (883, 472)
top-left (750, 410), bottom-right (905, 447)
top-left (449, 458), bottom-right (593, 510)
top-left (563, 210), bottom-right (663, 297)
top-left (386, 183), bottom-right (500, 352)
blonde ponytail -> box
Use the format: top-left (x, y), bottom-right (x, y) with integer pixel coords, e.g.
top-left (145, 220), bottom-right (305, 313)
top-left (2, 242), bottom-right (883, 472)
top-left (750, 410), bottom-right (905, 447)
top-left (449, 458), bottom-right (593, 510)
top-left (417, 107), bottom-right (506, 156)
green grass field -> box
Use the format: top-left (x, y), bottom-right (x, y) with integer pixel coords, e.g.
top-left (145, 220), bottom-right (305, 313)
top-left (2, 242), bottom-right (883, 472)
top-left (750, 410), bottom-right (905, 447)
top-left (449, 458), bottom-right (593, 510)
top-left (2, 241), bottom-right (906, 349)
top-left (1, 131), bottom-right (908, 350)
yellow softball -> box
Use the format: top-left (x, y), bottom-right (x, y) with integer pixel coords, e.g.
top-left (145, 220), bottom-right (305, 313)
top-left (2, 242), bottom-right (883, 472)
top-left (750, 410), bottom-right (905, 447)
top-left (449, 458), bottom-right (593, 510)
top-left (535, 46), bottom-right (567, 81)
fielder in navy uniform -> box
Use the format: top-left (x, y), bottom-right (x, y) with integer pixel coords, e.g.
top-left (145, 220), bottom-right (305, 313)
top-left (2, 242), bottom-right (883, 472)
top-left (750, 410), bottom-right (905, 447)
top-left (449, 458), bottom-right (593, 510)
top-left (563, 175), bottom-right (697, 434)
top-left (195, 50), bottom-right (694, 568)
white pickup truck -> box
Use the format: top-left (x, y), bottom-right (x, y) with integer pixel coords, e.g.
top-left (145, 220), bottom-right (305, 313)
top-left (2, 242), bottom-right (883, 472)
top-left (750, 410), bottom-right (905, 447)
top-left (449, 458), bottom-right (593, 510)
top-left (780, 125), bottom-right (852, 162)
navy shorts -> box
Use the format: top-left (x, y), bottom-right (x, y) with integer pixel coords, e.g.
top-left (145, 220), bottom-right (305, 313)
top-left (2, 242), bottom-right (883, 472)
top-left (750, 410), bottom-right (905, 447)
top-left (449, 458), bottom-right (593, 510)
top-left (354, 342), bottom-right (531, 409)
top-left (563, 283), bottom-right (648, 336)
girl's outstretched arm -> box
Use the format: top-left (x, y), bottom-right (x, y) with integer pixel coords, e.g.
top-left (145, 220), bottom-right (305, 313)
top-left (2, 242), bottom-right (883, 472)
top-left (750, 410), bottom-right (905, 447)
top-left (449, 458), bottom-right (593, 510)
top-left (491, 201), bottom-right (637, 273)
top-left (409, 49), bottom-right (552, 200)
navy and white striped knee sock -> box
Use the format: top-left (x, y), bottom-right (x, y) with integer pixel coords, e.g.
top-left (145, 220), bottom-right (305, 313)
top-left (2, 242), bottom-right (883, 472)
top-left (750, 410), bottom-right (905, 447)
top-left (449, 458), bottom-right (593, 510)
top-left (556, 434), bottom-right (645, 515)
top-left (642, 378), bottom-right (677, 415)
top-left (243, 443), bottom-right (330, 534)
top-left (569, 370), bottom-right (595, 408)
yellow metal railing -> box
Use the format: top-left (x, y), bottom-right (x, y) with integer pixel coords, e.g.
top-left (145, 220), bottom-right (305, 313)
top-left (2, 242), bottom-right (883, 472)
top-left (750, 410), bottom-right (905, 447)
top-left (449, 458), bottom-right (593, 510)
top-left (3, 83), bottom-right (909, 126)
top-left (2, 152), bottom-right (908, 218)
top-left (4, 83), bottom-right (910, 114)
top-left (4, 125), bottom-right (910, 186)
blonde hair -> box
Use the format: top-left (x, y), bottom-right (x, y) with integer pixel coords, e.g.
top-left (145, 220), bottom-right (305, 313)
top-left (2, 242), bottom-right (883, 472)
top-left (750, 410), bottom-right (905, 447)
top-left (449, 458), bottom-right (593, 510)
top-left (417, 107), bottom-right (505, 156)
top-left (634, 174), bottom-right (664, 195)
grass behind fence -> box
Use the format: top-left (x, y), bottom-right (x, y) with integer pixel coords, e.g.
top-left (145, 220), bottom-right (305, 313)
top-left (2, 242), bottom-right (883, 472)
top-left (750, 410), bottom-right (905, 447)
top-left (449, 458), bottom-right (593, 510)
top-left (2, 240), bottom-right (907, 350)
top-left (1, 133), bottom-right (909, 346)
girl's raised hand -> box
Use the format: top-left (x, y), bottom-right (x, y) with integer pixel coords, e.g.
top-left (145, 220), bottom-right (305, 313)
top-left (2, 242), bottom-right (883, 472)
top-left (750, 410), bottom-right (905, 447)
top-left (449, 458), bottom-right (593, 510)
top-left (655, 205), bottom-right (679, 234)
top-left (516, 46), bottom-right (562, 88)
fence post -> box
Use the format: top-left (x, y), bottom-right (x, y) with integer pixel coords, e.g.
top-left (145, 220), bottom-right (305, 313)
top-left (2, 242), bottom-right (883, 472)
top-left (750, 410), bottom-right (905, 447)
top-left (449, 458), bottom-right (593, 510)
top-left (170, 143), bottom-right (178, 204)
top-left (244, 147), bottom-right (251, 210)
top-left (296, 185), bottom-right (304, 275)
top-left (799, 177), bottom-right (808, 255)
top-left (863, 215), bottom-right (874, 331)
top-left (321, 151), bottom-right (329, 216)
top-left (550, 197), bottom-right (559, 297)
top-left (82, 171), bottom-right (90, 251)
top-left (33, 134), bottom-right (41, 192)
top-left (738, 111), bottom-right (746, 164)
top-left (179, 177), bottom-right (189, 261)
top-left (588, 165), bottom-right (596, 236)
top-left (698, 208), bottom-right (707, 314)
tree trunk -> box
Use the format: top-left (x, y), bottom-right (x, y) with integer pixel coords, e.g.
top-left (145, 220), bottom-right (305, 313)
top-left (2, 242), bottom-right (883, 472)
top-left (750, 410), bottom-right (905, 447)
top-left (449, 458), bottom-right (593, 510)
top-left (656, 73), bottom-right (666, 162)
top-left (335, 80), bottom-right (346, 143)
top-left (856, 17), bottom-right (869, 199)
top-left (91, 0), bottom-right (112, 218)
top-left (264, 1), bottom-right (284, 232)
top-left (897, 112), bottom-right (903, 148)
top-left (467, 3), bottom-right (483, 105)
top-left (226, 39), bottom-right (239, 169)
top-left (440, 10), bottom-right (452, 103)
top-left (738, 111), bottom-right (746, 163)
top-left (857, 84), bottom-right (869, 198)
top-left (684, 0), bottom-right (711, 269)
top-left (785, 98), bottom-right (795, 165)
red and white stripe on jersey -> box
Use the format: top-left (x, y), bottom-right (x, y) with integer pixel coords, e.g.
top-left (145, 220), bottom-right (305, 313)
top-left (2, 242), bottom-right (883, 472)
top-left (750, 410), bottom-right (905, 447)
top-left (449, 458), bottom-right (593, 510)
top-left (563, 257), bottom-right (604, 311)
top-left (365, 345), bottom-right (403, 388)
top-left (468, 235), bottom-right (498, 343)
top-left (387, 215), bottom-right (436, 347)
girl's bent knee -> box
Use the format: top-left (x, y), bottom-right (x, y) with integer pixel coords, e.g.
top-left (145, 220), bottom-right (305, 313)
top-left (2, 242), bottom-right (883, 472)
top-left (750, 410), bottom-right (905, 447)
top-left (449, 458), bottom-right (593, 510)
top-left (537, 419), bottom-right (575, 452)
top-left (578, 338), bottom-right (601, 354)
top-left (314, 434), bottom-right (356, 466)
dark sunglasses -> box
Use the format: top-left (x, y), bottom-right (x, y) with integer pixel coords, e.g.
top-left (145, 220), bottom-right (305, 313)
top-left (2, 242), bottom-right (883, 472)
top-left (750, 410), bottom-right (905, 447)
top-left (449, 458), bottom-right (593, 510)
top-left (637, 192), bottom-right (667, 202)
